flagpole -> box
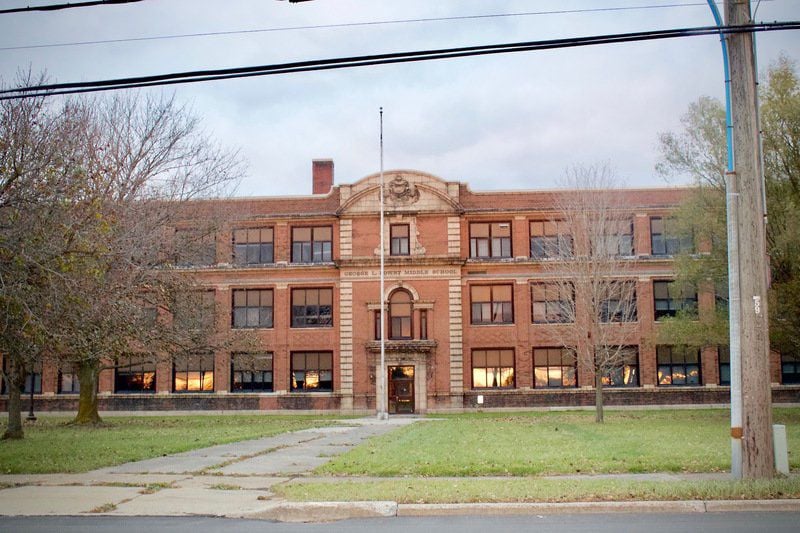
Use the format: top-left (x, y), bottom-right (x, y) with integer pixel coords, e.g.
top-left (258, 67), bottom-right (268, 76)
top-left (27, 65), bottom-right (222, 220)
top-left (378, 107), bottom-right (388, 420)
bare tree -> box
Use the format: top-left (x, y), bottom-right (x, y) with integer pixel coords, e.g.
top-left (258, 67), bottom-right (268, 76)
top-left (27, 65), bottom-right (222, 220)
top-left (1, 85), bottom-right (247, 432)
top-left (537, 165), bottom-right (640, 423)
top-left (0, 82), bottom-right (107, 438)
top-left (56, 93), bottom-right (245, 424)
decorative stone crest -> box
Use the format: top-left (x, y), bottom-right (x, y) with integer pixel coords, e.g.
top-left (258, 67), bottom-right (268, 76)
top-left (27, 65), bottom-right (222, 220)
top-left (384, 174), bottom-right (420, 206)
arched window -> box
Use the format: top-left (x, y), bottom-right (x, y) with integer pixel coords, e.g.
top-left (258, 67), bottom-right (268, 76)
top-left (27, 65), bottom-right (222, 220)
top-left (389, 290), bottom-right (413, 339)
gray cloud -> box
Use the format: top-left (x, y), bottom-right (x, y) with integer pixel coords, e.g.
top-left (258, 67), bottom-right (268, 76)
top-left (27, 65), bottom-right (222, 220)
top-left (1, 0), bottom-right (798, 195)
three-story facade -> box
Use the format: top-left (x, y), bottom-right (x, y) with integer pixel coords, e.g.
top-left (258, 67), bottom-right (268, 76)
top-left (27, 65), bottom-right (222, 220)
top-left (3, 162), bottom-right (797, 412)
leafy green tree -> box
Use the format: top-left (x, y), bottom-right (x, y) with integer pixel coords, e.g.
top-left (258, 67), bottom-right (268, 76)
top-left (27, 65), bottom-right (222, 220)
top-left (656, 56), bottom-right (800, 361)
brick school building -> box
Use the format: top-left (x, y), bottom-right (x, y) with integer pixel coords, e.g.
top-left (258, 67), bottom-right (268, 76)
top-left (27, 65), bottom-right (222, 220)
top-left (3, 161), bottom-right (797, 412)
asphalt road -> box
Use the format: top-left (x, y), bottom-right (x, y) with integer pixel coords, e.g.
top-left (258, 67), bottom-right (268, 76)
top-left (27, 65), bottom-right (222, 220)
top-left (2, 513), bottom-right (799, 532)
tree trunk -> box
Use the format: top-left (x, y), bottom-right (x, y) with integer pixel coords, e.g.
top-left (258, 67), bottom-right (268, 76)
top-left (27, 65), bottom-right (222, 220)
top-left (595, 371), bottom-right (605, 424)
top-left (2, 358), bottom-right (24, 440)
top-left (74, 360), bottom-right (102, 425)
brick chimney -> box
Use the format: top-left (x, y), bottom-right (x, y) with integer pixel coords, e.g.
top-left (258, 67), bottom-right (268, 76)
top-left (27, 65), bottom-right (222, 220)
top-left (312, 159), bottom-right (334, 195)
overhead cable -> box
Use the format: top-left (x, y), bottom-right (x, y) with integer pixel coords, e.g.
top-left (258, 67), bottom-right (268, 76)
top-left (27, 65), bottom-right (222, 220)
top-left (0, 1), bottom-right (767, 51)
top-left (0, 0), bottom-right (144, 15)
top-left (2, 21), bottom-right (799, 100)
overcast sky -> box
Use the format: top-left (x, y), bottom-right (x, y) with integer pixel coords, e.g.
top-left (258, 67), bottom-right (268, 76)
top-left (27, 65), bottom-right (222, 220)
top-left (1, 0), bottom-right (798, 196)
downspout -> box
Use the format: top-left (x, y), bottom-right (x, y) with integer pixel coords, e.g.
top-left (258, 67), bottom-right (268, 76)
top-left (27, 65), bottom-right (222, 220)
top-left (707, 0), bottom-right (742, 480)
top-left (378, 107), bottom-right (388, 420)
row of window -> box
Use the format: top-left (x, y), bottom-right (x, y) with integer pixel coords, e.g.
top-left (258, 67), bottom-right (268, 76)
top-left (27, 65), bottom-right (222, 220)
top-left (472, 347), bottom-right (640, 389)
top-left (220, 280), bottom-right (696, 334)
top-left (469, 280), bottom-right (695, 326)
top-left (6, 347), bottom-right (800, 395)
top-left (176, 216), bottom-right (692, 267)
top-left (176, 226), bottom-right (334, 267)
top-left (33, 353), bottom-right (332, 394)
top-left (231, 280), bottom-right (679, 332)
top-left (227, 288), bottom-right (333, 329)
top-left (472, 347), bottom-right (800, 389)
top-left (473, 345), bottom-right (717, 389)
top-left (466, 218), bottom-right (687, 260)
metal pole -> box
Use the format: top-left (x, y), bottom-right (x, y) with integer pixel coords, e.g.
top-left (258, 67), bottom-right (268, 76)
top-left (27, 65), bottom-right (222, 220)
top-left (706, 0), bottom-right (742, 479)
top-left (726, 171), bottom-right (743, 479)
top-left (378, 107), bottom-right (388, 420)
top-left (26, 364), bottom-right (36, 422)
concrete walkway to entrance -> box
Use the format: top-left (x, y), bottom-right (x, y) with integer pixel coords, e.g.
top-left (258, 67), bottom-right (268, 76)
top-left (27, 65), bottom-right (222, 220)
top-left (1, 416), bottom-right (798, 522)
top-left (95, 416), bottom-right (417, 476)
top-left (0, 416), bottom-right (422, 519)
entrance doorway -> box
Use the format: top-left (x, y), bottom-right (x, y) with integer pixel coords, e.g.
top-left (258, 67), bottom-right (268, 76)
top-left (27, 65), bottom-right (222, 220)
top-left (388, 366), bottom-right (415, 414)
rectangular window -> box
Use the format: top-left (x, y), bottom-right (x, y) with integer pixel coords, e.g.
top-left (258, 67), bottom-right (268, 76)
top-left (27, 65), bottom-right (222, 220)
top-left (600, 281), bottom-right (637, 322)
top-left (599, 346), bottom-right (639, 387)
top-left (173, 228), bottom-right (216, 266)
top-left (173, 353), bottom-right (214, 392)
top-left (58, 364), bottom-right (80, 394)
top-left (419, 310), bottom-right (428, 340)
top-left (232, 289), bottom-right (273, 329)
top-left (231, 352), bottom-right (273, 392)
top-left (3, 359), bottom-right (45, 395)
top-left (390, 224), bottom-right (410, 256)
top-left (469, 222), bottom-right (512, 258)
top-left (472, 349), bottom-right (515, 388)
top-left (136, 304), bottom-right (158, 329)
top-left (374, 311), bottom-right (382, 340)
top-left (653, 280), bottom-right (697, 320)
top-left (530, 220), bottom-right (573, 259)
top-left (781, 352), bottom-right (800, 385)
top-left (533, 347), bottom-right (577, 388)
top-left (233, 227), bottom-right (274, 265)
top-left (470, 285), bottom-right (514, 324)
top-left (650, 217), bottom-right (692, 256)
top-left (657, 345), bottom-right (701, 386)
top-left (24, 361), bottom-right (42, 395)
top-left (291, 351), bottom-right (333, 391)
top-left (115, 356), bottom-right (156, 393)
top-left (291, 288), bottom-right (333, 328)
top-left (173, 290), bottom-right (216, 331)
top-left (593, 219), bottom-right (634, 257)
top-left (718, 346), bottom-right (730, 386)
top-left (531, 282), bottom-right (574, 324)
top-left (291, 226), bottom-right (332, 263)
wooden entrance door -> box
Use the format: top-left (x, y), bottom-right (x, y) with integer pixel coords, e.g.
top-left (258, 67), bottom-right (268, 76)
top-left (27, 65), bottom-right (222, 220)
top-left (388, 366), bottom-right (414, 414)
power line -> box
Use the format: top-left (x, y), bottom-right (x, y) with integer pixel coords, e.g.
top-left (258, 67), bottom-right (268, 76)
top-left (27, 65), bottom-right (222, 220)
top-left (2, 21), bottom-right (798, 100)
top-left (0, 1), bottom-right (778, 52)
top-left (0, 0), bottom-right (144, 15)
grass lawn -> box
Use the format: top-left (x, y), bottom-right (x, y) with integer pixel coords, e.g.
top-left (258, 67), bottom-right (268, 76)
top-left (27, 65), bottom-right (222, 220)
top-left (0, 415), bottom-right (339, 474)
top-left (318, 408), bottom-right (800, 477)
top-left (276, 477), bottom-right (800, 503)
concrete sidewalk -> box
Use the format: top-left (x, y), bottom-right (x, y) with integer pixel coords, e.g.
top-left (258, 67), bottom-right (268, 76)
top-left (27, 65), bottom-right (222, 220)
top-left (0, 417), bottom-right (420, 520)
top-left (1, 416), bottom-right (798, 522)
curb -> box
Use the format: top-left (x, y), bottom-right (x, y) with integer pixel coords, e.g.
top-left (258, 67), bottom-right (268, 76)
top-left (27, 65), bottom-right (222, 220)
top-left (398, 499), bottom-right (800, 517)
top-left (237, 499), bottom-right (800, 522)
top-left (398, 500), bottom-right (707, 516)
top-left (241, 501), bottom-right (397, 522)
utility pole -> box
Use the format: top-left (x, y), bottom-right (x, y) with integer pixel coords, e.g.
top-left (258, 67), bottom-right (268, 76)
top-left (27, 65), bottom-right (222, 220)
top-left (725, 0), bottom-right (774, 478)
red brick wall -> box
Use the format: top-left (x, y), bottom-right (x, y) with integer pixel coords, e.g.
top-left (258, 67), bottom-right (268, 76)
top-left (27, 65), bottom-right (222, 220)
top-left (416, 215), bottom-right (449, 256)
top-left (6, 178), bottom-right (795, 412)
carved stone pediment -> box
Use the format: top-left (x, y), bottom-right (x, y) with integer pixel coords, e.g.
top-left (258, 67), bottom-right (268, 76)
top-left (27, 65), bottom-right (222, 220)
top-left (366, 340), bottom-right (437, 356)
top-left (337, 170), bottom-right (462, 215)
top-left (384, 174), bottom-right (420, 206)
